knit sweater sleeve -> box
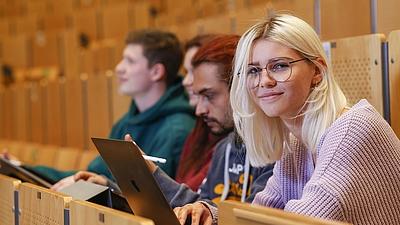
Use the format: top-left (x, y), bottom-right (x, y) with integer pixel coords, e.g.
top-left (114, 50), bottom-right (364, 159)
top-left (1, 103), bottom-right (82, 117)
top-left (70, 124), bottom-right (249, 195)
top-left (285, 184), bottom-right (346, 221)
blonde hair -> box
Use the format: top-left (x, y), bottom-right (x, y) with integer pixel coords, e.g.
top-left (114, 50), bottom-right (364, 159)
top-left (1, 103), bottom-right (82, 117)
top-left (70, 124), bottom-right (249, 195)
top-left (230, 14), bottom-right (347, 167)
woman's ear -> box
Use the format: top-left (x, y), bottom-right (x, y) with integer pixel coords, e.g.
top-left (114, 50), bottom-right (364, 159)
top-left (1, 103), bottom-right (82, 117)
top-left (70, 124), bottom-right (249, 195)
top-left (311, 58), bottom-right (325, 86)
top-left (149, 63), bottom-right (166, 82)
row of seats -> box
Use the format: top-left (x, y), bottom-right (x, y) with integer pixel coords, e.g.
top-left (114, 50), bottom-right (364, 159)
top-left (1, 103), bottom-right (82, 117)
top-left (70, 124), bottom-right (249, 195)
top-left (0, 140), bottom-right (98, 171)
top-left (0, 174), bottom-right (350, 225)
top-left (0, 174), bottom-right (153, 225)
top-left (1, 31), bottom-right (399, 153)
top-left (0, 1), bottom-right (273, 78)
top-left (4, 0), bottom-right (400, 82)
top-left (0, 73), bottom-right (131, 150)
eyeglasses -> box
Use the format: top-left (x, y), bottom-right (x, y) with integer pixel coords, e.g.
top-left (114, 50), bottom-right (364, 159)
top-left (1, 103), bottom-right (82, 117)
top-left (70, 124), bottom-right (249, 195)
top-left (246, 57), bottom-right (309, 88)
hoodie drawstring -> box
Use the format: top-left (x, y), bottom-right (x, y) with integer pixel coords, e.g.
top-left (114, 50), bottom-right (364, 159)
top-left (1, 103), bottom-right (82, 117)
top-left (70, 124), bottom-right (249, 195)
top-left (241, 148), bottom-right (250, 202)
top-left (220, 143), bottom-right (231, 201)
top-left (221, 143), bottom-right (251, 203)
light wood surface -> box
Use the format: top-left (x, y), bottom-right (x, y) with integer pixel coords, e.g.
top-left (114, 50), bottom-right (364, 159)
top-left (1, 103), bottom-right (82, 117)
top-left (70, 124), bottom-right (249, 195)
top-left (65, 77), bottom-right (87, 150)
top-left (18, 182), bottom-right (72, 225)
top-left (34, 145), bottom-right (58, 167)
top-left (19, 143), bottom-right (42, 165)
top-left (13, 83), bottom-right (29, 142)
top-left (219, 200), bottom-right (352, 225)
top-left (2, 88), bottom-right (14, 140)
top-left (28, 82), bottom-right (45, 143)
top-left (233, 0), bottom-right (314, 35)
top-left (320, 0), bottom-right (370, 41)
top-left (45, 79), bottom-right (64, 146)
top-left (0, 89), bottom-right (4, 139)
top-left (70, 200), bottom-right (154, 225)
top-left (71, 8), bottom-right (98, 41)
top-left (388, 30), bottom-right (400, 138)
top-left (31, 32), bottom-right (60, 67)
top-left (53, 147), bottom-right (80, 170)
top-left (76, 150), bottom-right (99, 170)
top-left (86, 74), bottom-right (112, 151)
top-left (0, 174), bottom-right (21, 225)
top-left (329, 34), bottom-right (385, 115)
top-left (99, 4), bottom-right (130, 40)
top-left (377, 0), bottom-right (400, 36)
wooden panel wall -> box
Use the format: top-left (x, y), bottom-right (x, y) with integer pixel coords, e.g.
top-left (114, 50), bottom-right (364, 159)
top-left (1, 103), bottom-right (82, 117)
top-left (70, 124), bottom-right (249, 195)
top-left (388, 30), bottom-right (400, 137)
top-left (377, 0), bottom-right (400, 36)
top-left (0, 89), bottom-right (4, 139)
top-left (2, 88), bottom-right (14, 140)
top-left (99, 4), bottom-right (130, 40)
top-left (64, 77), bottom-right (86, 149)
top-left (13, 83), bottom-right (29, 142)
top-left (71, 8), bottom-right (99, 41)
top-left (330, 34), bottom-right (385, 115)
top-left (320, 0), bottom-right (370, 40)
top-left (86, 74), bottom-right (112, 150)
top-left (28, 82), bottom-right (45, 143)
top-left (45, 80), bottom-right (64, 145)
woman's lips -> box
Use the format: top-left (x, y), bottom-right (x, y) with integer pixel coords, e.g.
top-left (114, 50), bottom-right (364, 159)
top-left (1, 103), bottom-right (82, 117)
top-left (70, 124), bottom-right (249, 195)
top-left (258, 92), bottom-right (284, 101)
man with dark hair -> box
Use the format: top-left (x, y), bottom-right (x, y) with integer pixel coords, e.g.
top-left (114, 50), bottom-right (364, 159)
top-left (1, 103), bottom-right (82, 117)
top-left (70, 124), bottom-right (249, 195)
top-left (71, 35), bottom-right (274, 218)
top-left (33, 29), bottom-right (196, 190)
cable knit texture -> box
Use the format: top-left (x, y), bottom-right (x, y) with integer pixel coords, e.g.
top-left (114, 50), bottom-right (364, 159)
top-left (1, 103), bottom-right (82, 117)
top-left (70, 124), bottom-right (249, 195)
top-left (252, 100), bottom-right (400, 224)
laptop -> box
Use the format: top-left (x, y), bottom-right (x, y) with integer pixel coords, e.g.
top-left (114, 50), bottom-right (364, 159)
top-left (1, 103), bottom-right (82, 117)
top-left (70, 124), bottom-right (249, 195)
top-left (0, 157), bottom-right (53, 188)
top-left (91, 137), bottom-right (182, 225)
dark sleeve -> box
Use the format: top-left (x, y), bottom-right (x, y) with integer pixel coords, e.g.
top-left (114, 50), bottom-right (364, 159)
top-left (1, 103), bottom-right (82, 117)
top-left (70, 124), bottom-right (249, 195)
top-left (246, 163), bottom-right (275, 203)
top-left (87, 155), bottom-right (114, 180)
top-left (153, 167), bottom-right (201, 208)
top-left (26, 165), bottom-right (76, 182)
top-left (197, 139), bottom-right (227, 201)
top-left (149, 115), bottom-right (195, 178)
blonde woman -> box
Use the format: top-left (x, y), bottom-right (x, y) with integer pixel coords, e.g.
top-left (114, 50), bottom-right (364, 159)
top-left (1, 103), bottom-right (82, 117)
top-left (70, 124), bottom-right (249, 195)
top-left (174, 14), bottom-right (400, 225)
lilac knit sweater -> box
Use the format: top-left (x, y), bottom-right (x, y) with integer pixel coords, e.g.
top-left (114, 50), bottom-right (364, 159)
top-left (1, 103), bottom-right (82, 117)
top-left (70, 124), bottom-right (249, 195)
top-left (251, 100), bottom-right (400, 224)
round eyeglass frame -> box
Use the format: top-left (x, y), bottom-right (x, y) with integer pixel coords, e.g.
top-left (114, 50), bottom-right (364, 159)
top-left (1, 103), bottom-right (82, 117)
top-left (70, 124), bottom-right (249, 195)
top-left (247, 57), bottom-right (310, 88)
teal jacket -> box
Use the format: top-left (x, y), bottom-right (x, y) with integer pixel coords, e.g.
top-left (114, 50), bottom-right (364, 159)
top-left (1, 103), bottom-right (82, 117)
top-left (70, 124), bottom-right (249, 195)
top-left (30, 78), bottom-right (195, 181)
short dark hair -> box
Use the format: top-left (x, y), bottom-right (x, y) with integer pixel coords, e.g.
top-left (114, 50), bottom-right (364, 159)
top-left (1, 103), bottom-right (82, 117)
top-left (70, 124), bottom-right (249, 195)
top-left (184, 34), bottom-right (216, 52)
top-left (125, 29), bottom-right (183, 86)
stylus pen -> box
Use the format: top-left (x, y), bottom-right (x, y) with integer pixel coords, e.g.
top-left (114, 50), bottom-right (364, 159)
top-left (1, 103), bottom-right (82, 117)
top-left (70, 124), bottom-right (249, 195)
top-left (143, 155), bottom-right (167, 164)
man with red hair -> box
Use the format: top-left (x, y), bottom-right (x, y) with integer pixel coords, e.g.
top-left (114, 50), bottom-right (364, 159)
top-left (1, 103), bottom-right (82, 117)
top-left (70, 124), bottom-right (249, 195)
top-left (71, 35), bottom-right (274, 214)
top-left (153, 35), bottom-right (274, 208)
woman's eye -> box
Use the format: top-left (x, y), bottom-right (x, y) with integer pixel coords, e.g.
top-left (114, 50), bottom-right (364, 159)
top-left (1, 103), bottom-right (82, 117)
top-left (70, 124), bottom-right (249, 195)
top-left (247, 67), bottom-right (260, 76)
top-left (271, 62), bottom-right (289, 72)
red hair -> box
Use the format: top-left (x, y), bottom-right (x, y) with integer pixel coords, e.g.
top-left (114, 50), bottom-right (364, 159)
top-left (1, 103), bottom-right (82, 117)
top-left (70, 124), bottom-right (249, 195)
top-left (191, 34), bottom-right (240, 85)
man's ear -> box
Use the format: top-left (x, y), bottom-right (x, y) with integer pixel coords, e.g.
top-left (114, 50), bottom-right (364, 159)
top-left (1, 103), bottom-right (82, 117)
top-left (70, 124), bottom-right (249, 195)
top-left (149, 63), bottom-right (166, 82)
top-left (311, 58), bottom-right (325, 86)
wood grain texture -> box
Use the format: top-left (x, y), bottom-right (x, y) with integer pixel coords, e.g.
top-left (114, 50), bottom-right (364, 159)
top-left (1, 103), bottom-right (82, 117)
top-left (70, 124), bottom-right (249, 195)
top-left (330, 34), bottom-right (385, 115)
top-left (219, 200), bottom-right (352, 225)
top-left (18, 183), bottom-right (72, 225)
top-left (388, 30), bottom-right (400, 138)
top-left (0, 175), bottom-right (20, 225)
top-left (70, 200), bottom-right (154, 225)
